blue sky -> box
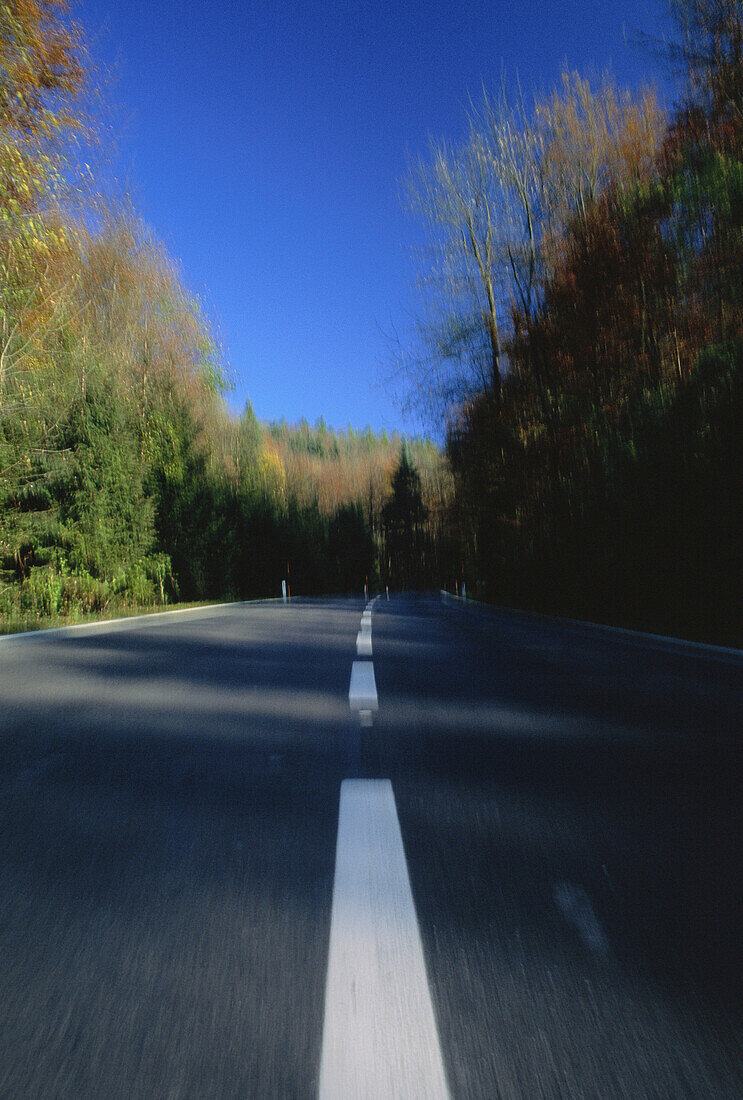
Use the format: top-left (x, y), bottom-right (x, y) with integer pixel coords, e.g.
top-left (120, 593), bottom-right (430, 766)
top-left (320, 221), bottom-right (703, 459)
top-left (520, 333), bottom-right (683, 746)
top-left (79, 0), bottom-right (673, 433)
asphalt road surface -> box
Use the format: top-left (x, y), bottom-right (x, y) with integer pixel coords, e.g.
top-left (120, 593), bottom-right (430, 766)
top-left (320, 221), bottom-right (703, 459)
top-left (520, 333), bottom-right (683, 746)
top-left (1, 594), bottom-right (742, 1098)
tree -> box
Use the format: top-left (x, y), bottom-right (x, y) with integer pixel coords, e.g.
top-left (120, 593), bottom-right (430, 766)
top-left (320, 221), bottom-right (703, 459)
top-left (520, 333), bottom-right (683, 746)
top-left (404, 121), bottom-right (506, 418)
top-left (663, 0), bottom-right (743, 121)
top-left (233, 399), bottom-right (263, 486)
top-left (0, 0), bottom-right (86, 271)
top-left (0, 0), bottom-right (89, 601)
top-left (328, 502), bottom-right (376, 593)
top-left (0, 0), bottom-right (86, 402)
top-left (381, 446), bottom-right (430, 589)
top-left (401, 73), bottom-right (665, 425)
top-left (536, 72), bottom-right (664, 257)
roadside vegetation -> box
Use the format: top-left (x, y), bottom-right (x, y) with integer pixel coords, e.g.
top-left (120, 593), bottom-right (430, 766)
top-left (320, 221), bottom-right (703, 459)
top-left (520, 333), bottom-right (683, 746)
top-left (0, 1), bottom-right (451, 633)
top-left (401, 0), bottom-right (743, 646)
top-left (4, 1), bottom-right (742, 646)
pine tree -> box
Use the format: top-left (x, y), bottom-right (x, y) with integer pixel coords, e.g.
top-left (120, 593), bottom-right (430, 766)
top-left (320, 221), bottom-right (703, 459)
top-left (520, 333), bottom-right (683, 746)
top-left (381, 446), bottom-right (429, 589)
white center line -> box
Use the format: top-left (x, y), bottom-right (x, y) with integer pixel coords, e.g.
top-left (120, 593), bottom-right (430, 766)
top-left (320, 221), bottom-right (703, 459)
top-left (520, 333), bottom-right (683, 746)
top-left (319, 779), bottom-right (451, 1099)
top-left (356, 628), bottom-right (372, 657)
top-left (348, 660), bottom-right (378, 712)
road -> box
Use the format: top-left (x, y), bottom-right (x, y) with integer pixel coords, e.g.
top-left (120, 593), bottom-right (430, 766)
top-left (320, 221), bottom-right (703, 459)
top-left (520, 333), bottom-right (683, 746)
top-left (0, 594), bottom-right (741, 1098)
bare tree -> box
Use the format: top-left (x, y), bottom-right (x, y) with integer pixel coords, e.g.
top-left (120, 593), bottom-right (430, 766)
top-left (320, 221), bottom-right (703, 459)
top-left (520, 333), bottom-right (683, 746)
top-left (399, 71), bottom-right (665, 426)
top-left (405, 131), bottom-right (503, 412)
top-left (475, 84), bottom-right (549, 332)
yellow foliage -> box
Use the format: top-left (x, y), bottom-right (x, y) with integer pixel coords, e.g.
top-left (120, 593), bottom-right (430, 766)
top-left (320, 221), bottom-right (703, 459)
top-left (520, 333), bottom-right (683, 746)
top-left (259, 446), bottom-right (286, 500)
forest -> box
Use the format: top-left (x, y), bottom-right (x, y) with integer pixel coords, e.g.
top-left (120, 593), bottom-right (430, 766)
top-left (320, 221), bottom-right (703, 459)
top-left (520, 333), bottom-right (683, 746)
top-left (0, 0), bottom-right (453, 630)
top-left (2, 0), bottom-right (742, 646)
top-left (404, 0), bottom-right (743, 646)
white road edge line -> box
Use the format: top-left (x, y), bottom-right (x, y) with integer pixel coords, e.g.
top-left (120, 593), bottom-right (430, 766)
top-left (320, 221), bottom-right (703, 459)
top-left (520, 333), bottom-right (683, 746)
top-left (319, 779), bottom-right (451, 1099)
top-left (0, 597), bottom-right (285, 645)
top-left (439, 589), bottom-right (743, 661)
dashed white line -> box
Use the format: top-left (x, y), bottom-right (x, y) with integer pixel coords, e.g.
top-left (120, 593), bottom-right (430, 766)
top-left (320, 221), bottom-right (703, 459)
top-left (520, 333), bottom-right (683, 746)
top-left (351, 603), bottom-right (377, 725)
top-left (349, 660), bottom-right (378, 712)
top-left (319, 779), bottom-right (451, 1099)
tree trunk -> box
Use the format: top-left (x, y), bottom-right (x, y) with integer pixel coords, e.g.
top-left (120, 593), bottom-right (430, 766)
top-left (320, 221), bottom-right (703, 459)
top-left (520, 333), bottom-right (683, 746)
top-left (487, 310), bottom-right (502, 400)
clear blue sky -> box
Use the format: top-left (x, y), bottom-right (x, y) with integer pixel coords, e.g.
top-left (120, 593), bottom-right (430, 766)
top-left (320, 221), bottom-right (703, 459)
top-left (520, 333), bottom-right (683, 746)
top-left (79, 0), bottom-right (673, 433)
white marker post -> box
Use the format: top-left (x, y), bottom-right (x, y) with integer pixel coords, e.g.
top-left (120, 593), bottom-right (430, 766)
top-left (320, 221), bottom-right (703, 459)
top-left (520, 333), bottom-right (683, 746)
top-left (282, 579), bottom-right (287, 604)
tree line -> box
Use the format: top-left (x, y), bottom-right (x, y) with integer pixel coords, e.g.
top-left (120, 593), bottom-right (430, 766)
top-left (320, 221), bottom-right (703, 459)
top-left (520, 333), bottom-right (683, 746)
top-left (0, 1), bottom-right (449, 630)
top-left (403, 0), bottom-right (743, 645)
top-left (7, 1), bottom-right (734, 641)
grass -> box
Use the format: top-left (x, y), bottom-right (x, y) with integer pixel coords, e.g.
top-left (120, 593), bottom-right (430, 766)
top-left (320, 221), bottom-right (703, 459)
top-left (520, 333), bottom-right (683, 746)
top-left (0, 599), bottom-right (238, 637)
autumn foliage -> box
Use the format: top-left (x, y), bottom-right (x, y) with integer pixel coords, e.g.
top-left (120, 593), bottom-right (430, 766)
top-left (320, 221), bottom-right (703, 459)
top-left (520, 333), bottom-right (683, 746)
top-left (0, 3), bottom-right (452, 627)
top-left (410, 2), bottom-right (743, 644)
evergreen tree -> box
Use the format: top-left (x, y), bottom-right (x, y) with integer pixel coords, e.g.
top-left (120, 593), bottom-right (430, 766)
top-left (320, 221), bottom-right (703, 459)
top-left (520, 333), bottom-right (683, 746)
top-left (381, 446), bottom-right (429, 589)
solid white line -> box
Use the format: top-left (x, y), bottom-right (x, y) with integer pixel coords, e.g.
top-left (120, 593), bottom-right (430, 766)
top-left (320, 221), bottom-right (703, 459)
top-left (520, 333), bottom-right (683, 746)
top-left (356, 629), bottom-right (373, 657)
top-left (348, 661), bottom-right (378, 711)
top-left (440, 589), bottom-right (743, 661)
top-left (0, 599), bottom-right (272, 644)
top-left (319, 780), bottom-right (450, 1099)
